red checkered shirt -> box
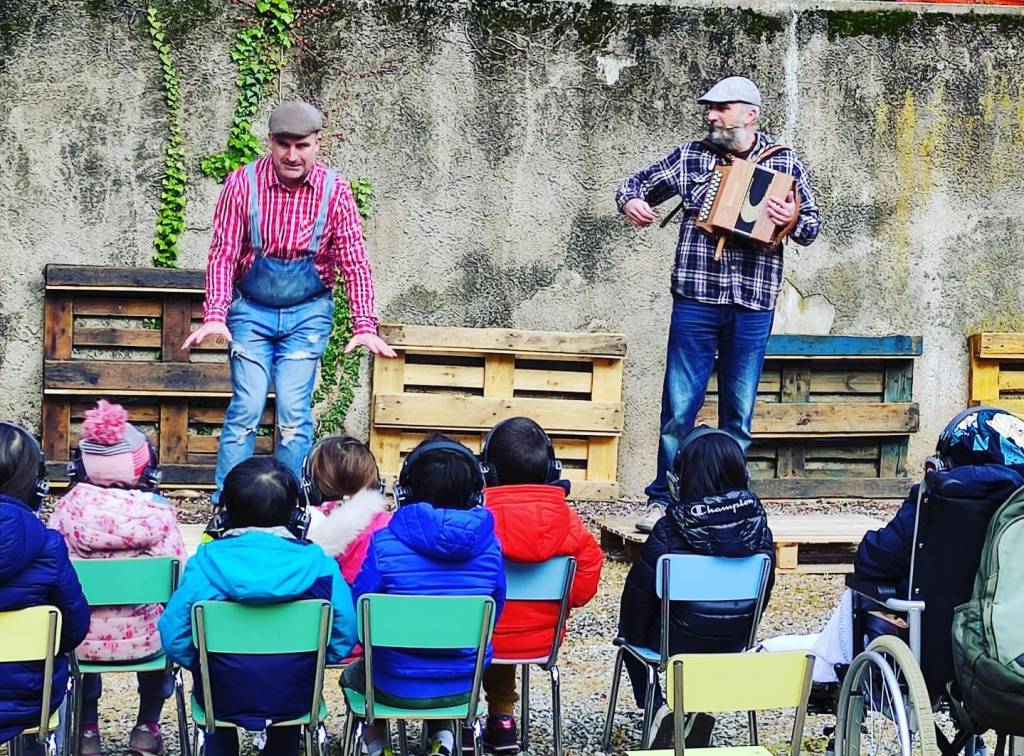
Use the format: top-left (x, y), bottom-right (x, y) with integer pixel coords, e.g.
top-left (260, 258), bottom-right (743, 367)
top-left (203, 156), bottom-right (379, 334)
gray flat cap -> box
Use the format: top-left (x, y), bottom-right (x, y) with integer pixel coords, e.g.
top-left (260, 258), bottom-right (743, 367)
top-left (268, 101), bottom-right (323, 136)
top-left (698, 76), bottom-right (762, 107)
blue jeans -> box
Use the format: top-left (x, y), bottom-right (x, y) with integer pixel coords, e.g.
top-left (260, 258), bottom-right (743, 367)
top-left (213, 293), bottom-right (333, 503)
top-left (644, 297), bottom-right (774, 504)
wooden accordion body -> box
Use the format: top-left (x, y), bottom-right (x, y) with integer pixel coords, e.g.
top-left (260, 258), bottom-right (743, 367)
top-left (694, 149), bottom-right (800, 248)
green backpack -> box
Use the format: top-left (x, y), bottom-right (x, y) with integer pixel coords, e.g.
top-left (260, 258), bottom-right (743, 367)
top-left (951, 484), bottom-right (1024, 735)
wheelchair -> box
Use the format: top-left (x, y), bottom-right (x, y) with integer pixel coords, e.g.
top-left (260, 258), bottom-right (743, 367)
top-left (820, 478), bottom-right (1023, 756)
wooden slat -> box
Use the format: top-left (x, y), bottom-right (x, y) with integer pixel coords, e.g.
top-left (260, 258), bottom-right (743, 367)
top-left (73, 328), bottom-right (161, 348)
top-left (381, 323), bottom-right (627, 357)
top-left (190, 405), bottom-right (274, 424)
top-left (765, 334), bottom-right (922, 358)
top-left (161, 297), bottom-right (193, 363)
top-left (483, 354), bottom-right (516, 398)
top-left (880, 362), bottom-right (913, 477)
top-left (810, 370), bottom-right (885, 395)
top-left (45, 360), bottom-right (230, 393)
top-left (997, 369), bottom-right (1024, 392)
top-left (403, 363), bottom-right (483, 390)
top-left (159, 400), bottom-right (189, 464)
top-left (969, 398), bottom-right (1024, 415)
top-left (187, 435), bottom-right (274, 454)
top-left (586, 436), bottom-right (619, 481)
top-left (969, 335), bottom-right (1002, 404)
top-left (45, 264), bottom-right (206, 291)
top-left (42, 399), bottom-right (71, 461)
top-left (974, 332), bottom-right (1024, 359)
top-left (43, 294), bottom-right (73, 360)
top-left (515, 368), bottom-right (592, 394)
top-left (71, 402), bottom-right (160, 422)
top-left (696, 401), bottom-right (918, 435)
top-left (751, 477), bottom-right (912, 499)
top-left (373, 394), bottom-right (623, 434)
top-left (73, 298), bottom-right (163, 317)
top-left (707, 370), bottom-right (782, 394)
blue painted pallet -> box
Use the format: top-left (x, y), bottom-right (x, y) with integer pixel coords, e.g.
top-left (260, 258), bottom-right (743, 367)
top-left (765, 335), bottom-right (922, 358)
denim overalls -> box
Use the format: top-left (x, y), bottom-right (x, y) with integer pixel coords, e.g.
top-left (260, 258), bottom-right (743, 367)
top-left (213, 162), bottom-right (338, 502)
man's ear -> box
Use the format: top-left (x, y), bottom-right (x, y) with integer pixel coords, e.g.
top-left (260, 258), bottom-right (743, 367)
top-left (745, 106), bottom-right (760, 128)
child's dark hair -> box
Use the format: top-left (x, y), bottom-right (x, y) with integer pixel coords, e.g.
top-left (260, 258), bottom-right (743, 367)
top-left (0, 422), bottom-right (42, 509)
top-left (485, 417), bottom-right (552, 485)
top-left (222, 457), bottom-right (300, 528)
top-left (404, 433), bottom-right (482, 509)
top-left (676, 433), bottom-right (748, 500)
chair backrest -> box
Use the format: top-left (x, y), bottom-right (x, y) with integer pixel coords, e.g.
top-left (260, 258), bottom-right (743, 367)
top-left (503, 556), bottom-right (577, 664)
top-left (667, 651), bottom-right (814, 756)
top-left (358, 594), bottom-right (495, 720)
top-left (73, 556), bottom-right (180, 606)
top-left (654, 553), bottom-right (771, 663)
top-left (190, 599), bottom-right (332, 730)
top-left (0, 606), bottom-right (63, 739)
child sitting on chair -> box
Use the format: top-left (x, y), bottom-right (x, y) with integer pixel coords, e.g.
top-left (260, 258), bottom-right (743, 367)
top-left (342, 435), bottom-right (506, 756)
top-left (0, 421), bottom-right (90, 752)
top-left (302, 436), bottom-right (391, 585)
top-left (158, 457), bottom-right (357, 756)
top-left (48, 401), bottom-right (188, 756)
top-left (477, 417), bottom-right (603, 754)
top-left (617, 426), bottom-right (775, 750)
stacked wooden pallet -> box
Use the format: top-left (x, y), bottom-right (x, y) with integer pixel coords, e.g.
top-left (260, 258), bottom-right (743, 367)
top-left (41, 265), bottom-right (275, 486)
top-left (369, 323), bottom-right (626, 500)
top-left (968, 333), bottom-right (1024, 415)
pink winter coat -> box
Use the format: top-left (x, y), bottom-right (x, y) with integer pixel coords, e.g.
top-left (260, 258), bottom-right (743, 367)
top-left (48, 484), bottom-right (187, 662)
top-left (308, 488), bottom-right (391, 584)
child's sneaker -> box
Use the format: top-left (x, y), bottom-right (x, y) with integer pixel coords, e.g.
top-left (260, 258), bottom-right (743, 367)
top-left (482, 714), bottom-right (519, 754)
top-left (127, 722), bottom-right (165, 756)
top-left (78, 726), bottom-right (101, 756)
top-left (428, 739), bottom-right (453, 756)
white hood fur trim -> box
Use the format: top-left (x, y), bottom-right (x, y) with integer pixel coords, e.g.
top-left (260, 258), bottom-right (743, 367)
top-left (308, 487), bottom-right (389, 557)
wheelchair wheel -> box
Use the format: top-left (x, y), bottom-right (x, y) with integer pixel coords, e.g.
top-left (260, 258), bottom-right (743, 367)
top-left (834, 635), bottom-right (938, 756)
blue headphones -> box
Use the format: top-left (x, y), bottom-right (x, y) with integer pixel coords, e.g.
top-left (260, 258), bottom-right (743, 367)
top-left (480, 418), bottom-right (562, 487)
top-left (666, 424), bottom-right (744, 504)
top-left (393, 438), bottom-right (487, 508)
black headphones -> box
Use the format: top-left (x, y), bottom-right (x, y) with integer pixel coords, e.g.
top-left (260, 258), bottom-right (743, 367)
top-left (924, 405), bottom-right (1011, 474)
top-left (480, 418), bottom-right (563, 487)
top-left (66, 440), bottom-right (162, 492)
top-left (666, 424), bottom-right (745, 504)
top-left (300, 436), bottom-right (386, 507)
top-left (0, 421), bottom-right (49, 512)
top-left (393, 438), bottom-right (487, 508)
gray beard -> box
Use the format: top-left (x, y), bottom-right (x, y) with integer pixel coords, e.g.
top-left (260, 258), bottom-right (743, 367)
top-left (708, 124), bottom-right (750, 152)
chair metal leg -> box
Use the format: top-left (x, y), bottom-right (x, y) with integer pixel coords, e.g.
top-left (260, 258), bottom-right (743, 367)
top-left (747, 710), bottom-right (758, 745)
top-left (640, 663), bottom-right (658, 748)
top-left (549, 666), bottom-right (562, 756)
top-left (454, 724), bottom-right (463, 755)
top-left (521, 665), bottom-right (530, 753)
top-left (11, 734), bottom-right (24, 756)
top-left (473, 718), bottom-right (484, 756)
top-left (174, 671), bottom-right (191, 756)
top-left (340, 713), bottom-right (354, 756)
top-left (397, 720), bottom-right (409, 756)
top-left (303, 725), bottom-right (314, 756)
top-left (601, 647), bottom-right (625, 753)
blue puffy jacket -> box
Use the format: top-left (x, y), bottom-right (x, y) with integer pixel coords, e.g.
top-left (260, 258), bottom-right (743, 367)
top-left (0, 495), bottom-right (91, 743)
top-left (157, 531), bottom-right (357, 729)
top-left (352, 502), bottom-right (506, 700)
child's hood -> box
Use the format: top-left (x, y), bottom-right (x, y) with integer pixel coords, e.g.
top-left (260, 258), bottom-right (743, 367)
top-left (49, 483), bottom-right (178, 554)
top-left (191, 531), bottom-right (331, 601)
top-left (0, 495), bottom-right (49, 581)
top-left (389, 502), bottom-right (496, 562)
top-left (485, 484), bottom-right (573, 561)
top-left (308, 487), bottom-right (389, 558)
top-left (667, 488), bottom-right (773, 557)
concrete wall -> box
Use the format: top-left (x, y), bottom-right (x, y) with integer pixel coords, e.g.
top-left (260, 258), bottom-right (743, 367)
top-left (3, 0), bottom-right (1024, 497)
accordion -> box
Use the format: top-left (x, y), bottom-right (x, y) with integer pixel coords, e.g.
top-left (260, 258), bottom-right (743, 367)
top-left (694, 145), bottom-right (800, 258)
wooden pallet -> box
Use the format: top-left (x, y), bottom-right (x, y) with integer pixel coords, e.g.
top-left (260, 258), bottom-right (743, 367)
top-left (968, 333), bottom-right (1024, 416)
top-left (598, 513), bottom-right (885, 573)
top-left (41, 265), bottom-right (277, 487)
top-left (369, 323), bottom-right (626, 500)
top-left (698, 335), bottom-right (921, 499)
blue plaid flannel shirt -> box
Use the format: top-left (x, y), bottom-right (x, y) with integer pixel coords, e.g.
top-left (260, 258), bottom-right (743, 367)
top-left (616, 132), bottom-right (821, 311)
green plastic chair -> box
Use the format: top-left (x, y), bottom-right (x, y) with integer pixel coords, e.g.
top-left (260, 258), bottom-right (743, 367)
top-left (340, 594), bottom-right (496, 756)
top-left (190, 599), bottom-right (333, 756)
top-left (0, 606), bottom-right (63, 756)
top-left (68, 557), bottom-right (187, 756)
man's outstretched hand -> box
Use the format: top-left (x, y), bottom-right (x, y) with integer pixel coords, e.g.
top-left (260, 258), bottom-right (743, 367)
top-left (623, 198), bottom-right (657, 227)
top-left (182, 322), bottom-right (232, 351)
top-left (345, 332), bottom-right (398, 358)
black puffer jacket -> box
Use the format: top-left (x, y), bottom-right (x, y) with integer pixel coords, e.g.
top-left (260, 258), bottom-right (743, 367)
top-left (618, 489), bottom-right (775, 654)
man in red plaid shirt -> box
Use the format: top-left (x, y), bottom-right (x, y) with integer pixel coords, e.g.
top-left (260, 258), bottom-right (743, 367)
top-left (183, 101), bottom-right (395, 504)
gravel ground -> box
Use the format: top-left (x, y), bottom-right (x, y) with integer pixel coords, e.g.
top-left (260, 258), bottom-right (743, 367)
top-left (49, 494), bottom-right (960, 756)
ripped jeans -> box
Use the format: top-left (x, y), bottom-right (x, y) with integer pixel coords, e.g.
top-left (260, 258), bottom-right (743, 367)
top-left (213, 292), bottom-right (333, 503)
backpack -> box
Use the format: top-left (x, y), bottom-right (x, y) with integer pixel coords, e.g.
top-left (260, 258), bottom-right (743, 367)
top-left (951, 484), bottom-right (1024, 735)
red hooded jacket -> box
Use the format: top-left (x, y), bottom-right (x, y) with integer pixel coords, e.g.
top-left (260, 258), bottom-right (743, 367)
top-left (485, 484), bottom-right (604, 659)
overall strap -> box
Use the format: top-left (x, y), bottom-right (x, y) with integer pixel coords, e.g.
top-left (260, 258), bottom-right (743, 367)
top-left (244, 161), bottom-right (264, 255)
top-left (307, 169), bottom-right (337, 254)
top-left (755, 144), bottom-right (789, 164)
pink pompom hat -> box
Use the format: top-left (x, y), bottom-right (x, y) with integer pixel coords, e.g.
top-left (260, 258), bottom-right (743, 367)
top-left (79, 400), bottom-right (152, 486)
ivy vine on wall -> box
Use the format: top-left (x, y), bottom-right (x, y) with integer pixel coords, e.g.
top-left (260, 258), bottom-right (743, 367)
top-left (147, 6), bottom-right (186, 268)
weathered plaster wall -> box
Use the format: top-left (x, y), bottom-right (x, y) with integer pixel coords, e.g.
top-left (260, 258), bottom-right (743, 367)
top-left (3, 0), bottom-right (1024, 497)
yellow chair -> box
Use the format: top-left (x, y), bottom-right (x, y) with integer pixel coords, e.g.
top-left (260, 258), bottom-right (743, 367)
top-left (628, 651), bottom-right (814, 756)
top-left (0, 606), bottom-right (63, 756)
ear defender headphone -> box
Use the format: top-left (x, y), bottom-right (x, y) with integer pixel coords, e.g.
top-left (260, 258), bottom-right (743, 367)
top-left (66, 440), bottom-right (162, 491)
top-left (924, 405), bottom-right (1009, 474)
top-left (393, 438), bottom-right (487, 508)
top-left (205, 465), bottom-right (311, 541)
top-left (480, 418), bottom-right (563, 487)
top-left (666, 424), bottom-right (746, 504)
top-left (0, 421), bottom-right (50, 512)
top-left (300, 436), bottom-right (386, 508)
